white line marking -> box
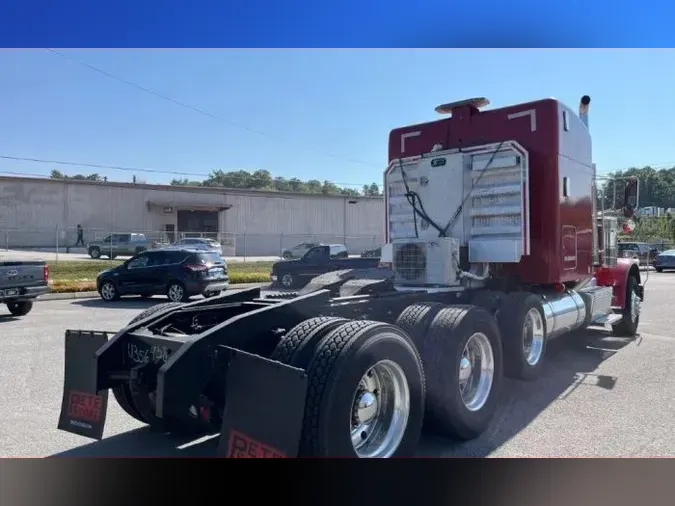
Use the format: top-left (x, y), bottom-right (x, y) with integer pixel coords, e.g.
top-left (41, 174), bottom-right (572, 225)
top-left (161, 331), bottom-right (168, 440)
top-left (400, 131), bottom-right (421, 153)
top-left (507, 109), bottom-right (537, 132)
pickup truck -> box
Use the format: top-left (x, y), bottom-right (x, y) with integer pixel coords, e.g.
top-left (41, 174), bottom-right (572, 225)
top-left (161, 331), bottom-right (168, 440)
top-left (88, 233), bottom-right (161, 259)
top-left (271, 245), bottom-right (380, 289)
top-left (0, 260), bottom-right (50, 316)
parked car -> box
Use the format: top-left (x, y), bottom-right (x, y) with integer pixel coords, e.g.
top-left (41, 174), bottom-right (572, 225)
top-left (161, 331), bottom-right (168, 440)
top-left (170, 237), bottom-right (223, 255)
top-left (281, 242), bottom-right (322, 260)
top-left (88, 233), bottom-right (160, 259)
top-left (361, 246), bottom-right (382, 258)
top-left (96, 247), bottom-right (229, 302)
top-left (0, 259), bottom-right (50, 316)
top-left (617, 241), bottom-right (658, 266)
top-left (271, 245), bottom-right (380, 289)
top-left (654, 249), bottom-right (675, 272)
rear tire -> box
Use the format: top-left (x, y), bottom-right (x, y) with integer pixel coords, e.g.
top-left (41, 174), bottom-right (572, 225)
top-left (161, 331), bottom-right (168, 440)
top-left (6, 300), bottom-right (33, 316)
top-left (655, 267), bottom-right (663, 273)
top-left (497, 292), bottom-right (547, 381)
top-left (203, 290), bottom-right (222, 298)
top-left (395, 302), bottom-right (446, 343)
top-left (271, 316), bottom-right (348, 368)
top-left (612, 275), bottom-right (640, 337)
top-left (299, 320), bottom-right (425, 457)
top-left (89, 247), bottom-right (101, 259)
top-left (166, 281), bottom-right (188, 302)
top-left (130, 301), bottom-right (183, 325)
top-left (280, 273), bottom-right (295, 289)
top-left (112, 301), bottom-right (186, 425)
top-left (99, 280), bottom-right (119, 301)
top-left (418, 305), bottom-right (503, 441)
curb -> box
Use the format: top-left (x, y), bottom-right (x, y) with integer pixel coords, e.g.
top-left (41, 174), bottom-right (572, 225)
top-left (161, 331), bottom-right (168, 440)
top-left (37, 282), bottom-right (272, 301)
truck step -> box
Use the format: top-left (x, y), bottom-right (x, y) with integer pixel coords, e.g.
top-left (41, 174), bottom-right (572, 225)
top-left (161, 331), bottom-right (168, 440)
top-left (592, 313), bottom-right (623, 326)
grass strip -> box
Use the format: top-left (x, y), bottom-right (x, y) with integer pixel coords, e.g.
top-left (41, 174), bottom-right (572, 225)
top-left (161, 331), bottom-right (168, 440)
top-left (48, 260), bottom-right (273, 293)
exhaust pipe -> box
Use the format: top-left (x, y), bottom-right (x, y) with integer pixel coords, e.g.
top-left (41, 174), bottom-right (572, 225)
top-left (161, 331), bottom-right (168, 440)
top-left (579, 95), bottom-right (591, 129)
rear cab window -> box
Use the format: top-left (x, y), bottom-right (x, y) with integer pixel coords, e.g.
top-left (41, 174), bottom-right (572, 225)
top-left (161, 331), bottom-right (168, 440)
top-left (164, 251), bottom-right (190, 264)
top-left (191, 252), bottom-right (224, 266)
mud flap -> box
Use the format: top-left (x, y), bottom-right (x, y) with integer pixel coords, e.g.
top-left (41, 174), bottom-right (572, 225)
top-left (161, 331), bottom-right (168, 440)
top-left (216, 347), bottom-right (307, 458)
top-left (57, 330), bottom-right (110, 440)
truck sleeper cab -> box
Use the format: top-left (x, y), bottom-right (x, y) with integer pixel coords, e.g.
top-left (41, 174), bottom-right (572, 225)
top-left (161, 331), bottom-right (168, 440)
top-left (58, 95), bottom-right (643, 458)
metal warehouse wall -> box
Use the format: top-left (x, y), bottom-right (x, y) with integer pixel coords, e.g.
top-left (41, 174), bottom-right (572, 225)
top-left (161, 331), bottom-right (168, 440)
top-left (0, 177), bottom-right (384, 256)
top-left (223, 193), bottom-right (384, 255)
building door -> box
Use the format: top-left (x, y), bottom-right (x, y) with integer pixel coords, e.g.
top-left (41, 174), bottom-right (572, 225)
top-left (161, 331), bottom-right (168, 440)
top-left (165, 224), bottom-right (175, 243)
top-left (177, 209), bottom-right (219, 240)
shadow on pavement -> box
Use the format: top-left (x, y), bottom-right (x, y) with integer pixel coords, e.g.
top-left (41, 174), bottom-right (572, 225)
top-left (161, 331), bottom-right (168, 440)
top-left (48, 328), bottom-right (637, 458)
top-left (50, 428), bottom-right (221, 457)
top-left (71, 298), bottom-right (169, 310)
top-left (417, 329), bottom-right (635, 457)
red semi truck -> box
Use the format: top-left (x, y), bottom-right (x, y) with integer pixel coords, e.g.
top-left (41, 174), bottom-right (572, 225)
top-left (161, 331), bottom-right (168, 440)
top-left (58, 94), bottom-right (643, 458)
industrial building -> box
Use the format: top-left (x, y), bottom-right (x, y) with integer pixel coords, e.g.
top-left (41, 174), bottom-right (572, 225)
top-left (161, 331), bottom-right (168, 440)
top-left (0, 176), bottom-right (385, 256)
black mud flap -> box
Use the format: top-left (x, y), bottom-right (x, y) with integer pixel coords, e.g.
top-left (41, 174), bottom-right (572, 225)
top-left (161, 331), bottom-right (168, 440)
top-left (216, 347), bottom-right (307, 458)
top-left (57, 330), bottom-right (110, 440)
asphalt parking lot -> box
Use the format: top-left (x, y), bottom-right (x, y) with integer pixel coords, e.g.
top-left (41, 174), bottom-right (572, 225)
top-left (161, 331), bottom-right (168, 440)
top-left (1, 272), bottom-right (674, 457)
top-left (2, 248), bottom-right (281, 263)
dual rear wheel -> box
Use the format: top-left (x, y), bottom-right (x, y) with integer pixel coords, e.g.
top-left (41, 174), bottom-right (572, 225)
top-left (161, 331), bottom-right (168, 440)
top-left (271, 317), bottom-right (425, 457)
top-left (271, 299), bottom-right (533, 457)
top-left (110, 293), bottom-right (550, 457)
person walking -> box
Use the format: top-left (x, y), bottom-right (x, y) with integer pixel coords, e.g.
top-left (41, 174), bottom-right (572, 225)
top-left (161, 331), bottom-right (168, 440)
top-left (75, 224), bottom-right (85, 247)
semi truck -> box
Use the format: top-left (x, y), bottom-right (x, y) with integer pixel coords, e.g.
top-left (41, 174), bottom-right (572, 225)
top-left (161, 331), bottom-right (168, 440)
top-left (58, 94), bottom-right (644, 458)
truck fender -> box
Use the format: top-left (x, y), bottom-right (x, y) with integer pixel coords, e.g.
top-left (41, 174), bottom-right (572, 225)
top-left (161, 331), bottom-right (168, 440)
top-left (596, 259), bottom-right (641, 309)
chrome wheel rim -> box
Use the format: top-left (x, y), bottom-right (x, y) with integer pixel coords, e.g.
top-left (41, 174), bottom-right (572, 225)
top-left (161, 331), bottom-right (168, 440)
top-left (101, 282), bottom-right (115, 300)
top-left (281, 274), bottom-right (293, 288)
top-left (523, 308), bottom-right (545, 365)
top-left (459, 332), bottom-right (495, 412)
top-left (630, 288), bottom-right (640, 322)
top-left (350, 359), bottom-right (410, 458)
top-left (168, 284), bottom-right (183, 301)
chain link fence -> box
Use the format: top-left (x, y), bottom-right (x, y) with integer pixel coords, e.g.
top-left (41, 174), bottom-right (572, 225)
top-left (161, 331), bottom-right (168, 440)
top-left (0, 226), bottom-right (383, 261)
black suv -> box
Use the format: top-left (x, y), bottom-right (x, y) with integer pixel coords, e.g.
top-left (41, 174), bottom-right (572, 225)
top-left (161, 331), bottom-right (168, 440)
top-left (96, 248), bottom-right (229, 302)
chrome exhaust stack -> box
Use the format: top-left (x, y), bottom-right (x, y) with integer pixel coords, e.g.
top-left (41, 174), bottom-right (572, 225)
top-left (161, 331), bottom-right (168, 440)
top-left (579, 95), bottom-right (591, 129)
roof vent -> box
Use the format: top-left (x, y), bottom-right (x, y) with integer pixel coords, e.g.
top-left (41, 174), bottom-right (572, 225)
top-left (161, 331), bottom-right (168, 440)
top-left (435, 97), bottom-right (490, 115)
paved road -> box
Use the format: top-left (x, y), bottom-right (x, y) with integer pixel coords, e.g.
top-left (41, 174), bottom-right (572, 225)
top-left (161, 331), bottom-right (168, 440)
top-left (1, 274), bottom-right (673, 457)
top-left (1, 249), bottom-right (365, 263)
top-left (1, 249), bottom-right (281, 263)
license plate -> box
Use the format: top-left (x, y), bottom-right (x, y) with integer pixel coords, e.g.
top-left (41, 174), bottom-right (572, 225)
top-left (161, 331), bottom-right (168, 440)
top-left (2, 288), bottom-right (18, 297)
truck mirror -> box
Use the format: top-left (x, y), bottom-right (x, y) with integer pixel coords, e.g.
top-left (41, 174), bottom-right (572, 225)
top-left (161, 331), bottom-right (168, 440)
top-left (622, 178), bottom-right (638, 218)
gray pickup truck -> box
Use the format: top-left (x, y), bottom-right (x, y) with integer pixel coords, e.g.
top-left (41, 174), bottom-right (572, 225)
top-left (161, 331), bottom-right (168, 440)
top-left (87, 233), bottom-right (160, 259)
top-left (0, 260), bottom-right (50, 316)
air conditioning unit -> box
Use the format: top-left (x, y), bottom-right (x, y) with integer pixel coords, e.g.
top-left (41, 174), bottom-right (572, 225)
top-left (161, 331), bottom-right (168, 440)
top-left (391, 237), bottom-right (459, 286)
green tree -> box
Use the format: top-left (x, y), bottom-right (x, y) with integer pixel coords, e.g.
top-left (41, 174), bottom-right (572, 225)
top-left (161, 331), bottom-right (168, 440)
top-left (168, 168), bottom-right (380, 196)
top-left (50, 170), bottom-right (105, 181)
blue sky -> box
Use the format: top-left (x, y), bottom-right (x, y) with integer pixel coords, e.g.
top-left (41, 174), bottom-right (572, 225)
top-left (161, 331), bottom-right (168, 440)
top-left (0, 49), bottom-right (673, 189)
